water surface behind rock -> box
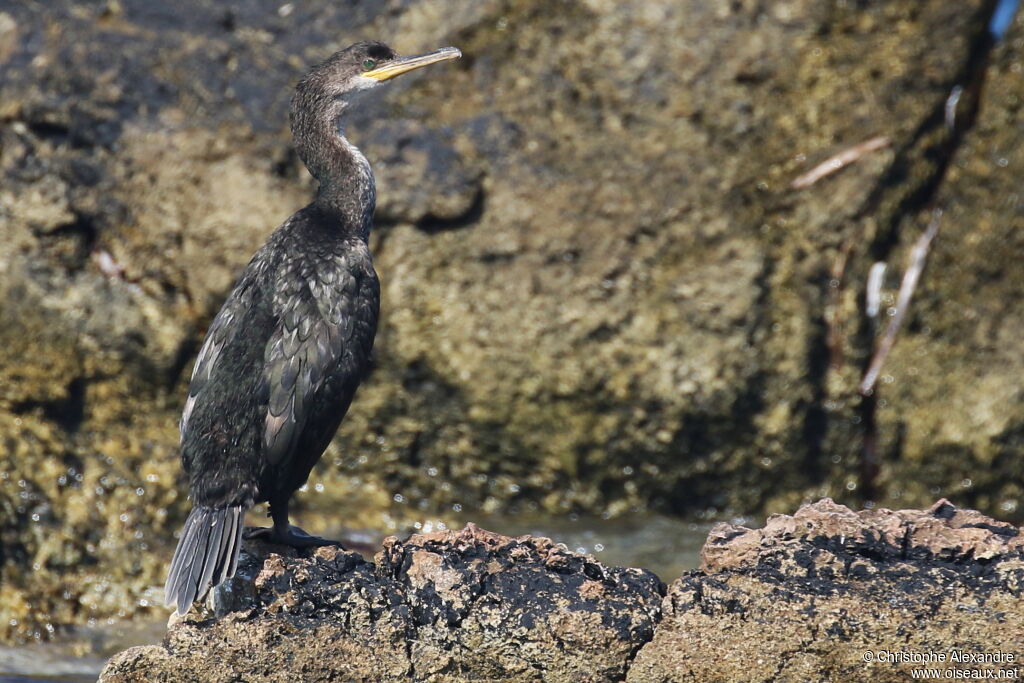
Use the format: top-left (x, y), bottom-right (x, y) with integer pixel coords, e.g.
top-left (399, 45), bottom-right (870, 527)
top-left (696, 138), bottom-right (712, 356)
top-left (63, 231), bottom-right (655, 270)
top-left (0, 617), bottom-right (164, 683)
top-left (436, 512), bottom-right (719, 581)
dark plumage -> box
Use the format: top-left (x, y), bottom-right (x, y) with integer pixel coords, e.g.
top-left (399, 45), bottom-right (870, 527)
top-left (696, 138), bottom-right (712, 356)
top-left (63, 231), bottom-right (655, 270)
top-left (165, 41), bottom-right (461, 615)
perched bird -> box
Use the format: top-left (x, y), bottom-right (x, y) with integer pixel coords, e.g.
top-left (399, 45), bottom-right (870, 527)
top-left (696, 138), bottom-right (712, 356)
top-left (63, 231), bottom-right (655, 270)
top-left (164, 41), bottom-right (461, 615)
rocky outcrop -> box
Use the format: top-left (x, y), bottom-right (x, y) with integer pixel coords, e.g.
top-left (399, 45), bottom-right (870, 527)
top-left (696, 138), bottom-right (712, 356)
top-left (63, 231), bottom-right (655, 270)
top-left (100, 500), bottom-right (1024, 682)
top-left (2, 0), bottom-right (1023, 641)
top-left (100, 524), bottom-right (664, 682)
top-left (629, 499), bottom-right (1024, 682)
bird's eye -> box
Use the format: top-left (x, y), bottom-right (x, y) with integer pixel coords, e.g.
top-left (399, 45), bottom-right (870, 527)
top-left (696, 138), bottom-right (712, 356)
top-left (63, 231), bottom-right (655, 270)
top-left (363, 59), bottom-right (376, 70)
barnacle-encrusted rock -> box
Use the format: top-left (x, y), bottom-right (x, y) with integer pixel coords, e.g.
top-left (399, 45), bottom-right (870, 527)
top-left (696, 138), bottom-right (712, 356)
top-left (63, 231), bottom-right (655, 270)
top-left (100, 503), bottom-right (1024, 681)
top-left (628, 499), bottom-right (1024, 682)
top-left (100, 524), bottom-right (664, 682)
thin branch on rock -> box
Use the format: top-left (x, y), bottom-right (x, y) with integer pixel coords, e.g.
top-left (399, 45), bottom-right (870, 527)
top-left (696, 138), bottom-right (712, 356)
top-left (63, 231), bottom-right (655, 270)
top-left (859, 209), bottom-right (943, 396)
top-left (791, 136), bottom-right (891, 189)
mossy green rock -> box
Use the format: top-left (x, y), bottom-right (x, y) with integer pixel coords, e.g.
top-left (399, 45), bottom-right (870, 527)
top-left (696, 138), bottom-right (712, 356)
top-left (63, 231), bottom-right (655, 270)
top-left (865, 19), bottom-right (1024, 516)
top-left (1, 0), bottom-right (1021, 640)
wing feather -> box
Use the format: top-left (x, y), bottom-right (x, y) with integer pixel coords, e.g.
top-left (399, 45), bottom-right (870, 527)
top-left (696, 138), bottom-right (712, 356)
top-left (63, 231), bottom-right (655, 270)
top-left (180, 231), bottom-right (378, 472)
top-left (180, 294), bottom-right (245, 440)
top-left (260, 247), bottom-right (378, 466)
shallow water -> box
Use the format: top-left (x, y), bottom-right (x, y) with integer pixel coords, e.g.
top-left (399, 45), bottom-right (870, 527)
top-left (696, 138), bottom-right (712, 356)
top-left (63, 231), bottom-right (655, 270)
top-left (0, 513), bottom-right (722, 682)
top-left (442, 513), bottom-right (727, 582)
top-left (0, 618), bottom-right (165, 683)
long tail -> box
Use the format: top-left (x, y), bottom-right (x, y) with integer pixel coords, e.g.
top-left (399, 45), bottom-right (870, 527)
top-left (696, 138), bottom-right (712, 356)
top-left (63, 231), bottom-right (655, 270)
top-left (164, 505), bottom-right (245, 615)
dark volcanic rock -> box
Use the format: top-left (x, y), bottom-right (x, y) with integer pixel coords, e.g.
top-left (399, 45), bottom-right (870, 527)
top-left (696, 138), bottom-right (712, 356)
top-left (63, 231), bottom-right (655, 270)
top-left (103, 545), bottom-right (412, 682)
top-left (99, 524), bottom-right (664, 682)
top-left (380, 524), bottom-right (664, 680)
top-left (628, 499), bottom-right (1024, 682)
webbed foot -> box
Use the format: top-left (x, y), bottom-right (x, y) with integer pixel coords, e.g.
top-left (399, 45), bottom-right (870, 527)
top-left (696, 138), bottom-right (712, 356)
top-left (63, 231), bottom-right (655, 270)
top-left (244, 524), bottom-right (343, 549)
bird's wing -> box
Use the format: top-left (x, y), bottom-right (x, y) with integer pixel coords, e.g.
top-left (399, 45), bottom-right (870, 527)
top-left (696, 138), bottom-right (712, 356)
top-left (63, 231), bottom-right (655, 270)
top-left (180, 285), bottom-right (251, 441)
top-left (258, 250), bottom-right (375, 465)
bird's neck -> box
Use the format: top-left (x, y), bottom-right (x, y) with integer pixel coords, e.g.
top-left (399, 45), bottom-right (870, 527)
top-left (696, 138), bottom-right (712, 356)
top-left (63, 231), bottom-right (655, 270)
top-left (294, 117), bottom-right (376, 240)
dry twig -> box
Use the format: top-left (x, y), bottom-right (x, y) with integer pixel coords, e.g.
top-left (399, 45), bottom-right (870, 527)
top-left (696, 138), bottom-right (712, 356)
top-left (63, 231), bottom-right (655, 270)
top-left (859, 209), bottom-right (942, 395)
top-left (791, 136), bottom-right (891, 189)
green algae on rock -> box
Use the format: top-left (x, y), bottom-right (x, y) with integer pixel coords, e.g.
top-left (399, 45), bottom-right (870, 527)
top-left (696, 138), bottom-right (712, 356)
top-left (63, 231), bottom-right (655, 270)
top-left (863, 14), bottom-right (1024, 519)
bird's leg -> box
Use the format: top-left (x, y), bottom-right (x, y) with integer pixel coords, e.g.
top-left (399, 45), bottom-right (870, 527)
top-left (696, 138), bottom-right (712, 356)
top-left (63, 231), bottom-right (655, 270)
top-left (243, 498), bottom-right (343, 549)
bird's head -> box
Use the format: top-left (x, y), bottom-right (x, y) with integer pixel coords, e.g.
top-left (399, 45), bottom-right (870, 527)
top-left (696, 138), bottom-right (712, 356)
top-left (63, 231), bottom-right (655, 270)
top-left (291, 41), bottom-right (461, 128)
top-left (290, 41), bottom-right (460, 187)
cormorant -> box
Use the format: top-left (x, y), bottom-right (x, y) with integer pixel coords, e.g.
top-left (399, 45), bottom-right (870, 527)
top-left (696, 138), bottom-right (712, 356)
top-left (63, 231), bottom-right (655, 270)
top-left (164, 41), bottom-right (461, 615)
